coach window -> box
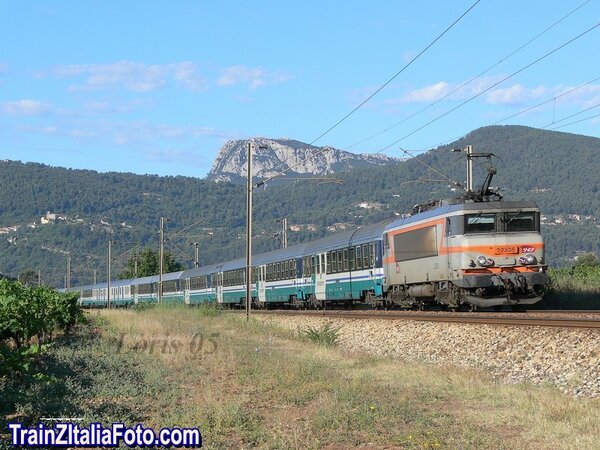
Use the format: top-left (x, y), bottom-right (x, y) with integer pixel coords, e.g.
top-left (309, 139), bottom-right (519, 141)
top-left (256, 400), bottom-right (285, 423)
top-left (349, 248), bottom-right (355, 270)
top-left (326, 253), bottom-right (331, 274)
top-left (355, 246), bottom-right (362, 270)
top-left (331, 251), bottom-right (338, 273)
top-left (343, 249), bottom-right (348, 271)
top-left (464, 213), bottom-right (496, 233)
top-left (363, 244), bottom-right (369, 268)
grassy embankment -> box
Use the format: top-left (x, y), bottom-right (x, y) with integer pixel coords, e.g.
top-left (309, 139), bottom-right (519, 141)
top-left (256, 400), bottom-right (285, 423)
top-left (543, 264), bottom-right (600, 309)
top-left (2, 305), bottom-right (600, 449)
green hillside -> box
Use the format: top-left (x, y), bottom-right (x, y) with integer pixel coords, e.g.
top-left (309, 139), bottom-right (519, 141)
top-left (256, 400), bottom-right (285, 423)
top-left (1, 125), bottom-right (598, 287)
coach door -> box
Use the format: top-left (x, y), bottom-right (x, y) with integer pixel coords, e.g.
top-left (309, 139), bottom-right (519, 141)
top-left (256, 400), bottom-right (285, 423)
top-left (314, 253), bottom-right (327, 301)
top-left (257, 265), bottom-right (267, 303)
top-left (183, 278), bottom-right (190, 304)
top-left (215, 272), bottom-right (224, 303)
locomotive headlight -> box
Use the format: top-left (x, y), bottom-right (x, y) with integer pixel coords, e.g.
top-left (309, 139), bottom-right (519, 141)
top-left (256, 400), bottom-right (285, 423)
top-left (519, 254), bottom-right (537, 265)
top-left (476, 255), bottom-right (495, 267)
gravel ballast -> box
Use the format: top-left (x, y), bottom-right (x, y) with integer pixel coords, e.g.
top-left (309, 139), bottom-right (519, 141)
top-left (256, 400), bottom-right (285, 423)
top-left (258, 315), bottom-right (600, 397)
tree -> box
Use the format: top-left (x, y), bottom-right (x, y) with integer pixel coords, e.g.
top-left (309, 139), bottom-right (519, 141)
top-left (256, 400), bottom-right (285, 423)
top-left (574, 253), bottom-right (599, 267)
top-left (18, 269), bottom-right (39, 287)
top-left (118, 248), bottom-right (184, 279)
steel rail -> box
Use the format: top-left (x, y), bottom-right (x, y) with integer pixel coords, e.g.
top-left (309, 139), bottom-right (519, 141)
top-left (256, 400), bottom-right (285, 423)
top-left (246, 310), bottom-right (600, 329)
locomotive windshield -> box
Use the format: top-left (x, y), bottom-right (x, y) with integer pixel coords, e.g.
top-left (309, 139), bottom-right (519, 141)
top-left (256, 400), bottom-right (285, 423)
top-left (461, 211), bottom-right (539, 234)
top-left (504, 211), bottom-right (536, 232)
top-left (465, 213), bottom-right (496, 233)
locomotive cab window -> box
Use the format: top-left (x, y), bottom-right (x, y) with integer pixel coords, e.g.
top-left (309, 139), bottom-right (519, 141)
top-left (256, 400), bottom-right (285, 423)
top-left (503, 211), bottom-right (538, 232)
top-left (464, 213), bottom-right (496, 233)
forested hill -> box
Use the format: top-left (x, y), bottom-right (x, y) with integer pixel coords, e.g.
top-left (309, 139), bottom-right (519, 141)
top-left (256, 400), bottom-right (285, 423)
top-left (1, 125), bottom-right (599, 286)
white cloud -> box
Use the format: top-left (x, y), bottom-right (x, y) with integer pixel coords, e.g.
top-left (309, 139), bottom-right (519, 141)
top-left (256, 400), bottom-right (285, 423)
top-left (217, 65), bottom-right (292, 90)
top-left (172, 61), bottom-right (209, 92)
top-left (387, 76), bottom-right (505, 106)
top-left (3, 99), bottom-right (51, 116)
top-left (18, 119), bottom-right (238, 148)
top-left (486, 84), bottom-right (547, 105)
top-left (53, 61), bottom-right (208, 92)
top-left (401, 81), bottom-right (451, 103)
top-left (383, 78), bottom-right (600, 111)
top-left (486, 83), bottom-right (600, 106)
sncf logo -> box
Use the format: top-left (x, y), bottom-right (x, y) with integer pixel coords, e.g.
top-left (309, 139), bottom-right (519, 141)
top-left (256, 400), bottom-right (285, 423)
top-left (522, 246), bottom-right (536, 253)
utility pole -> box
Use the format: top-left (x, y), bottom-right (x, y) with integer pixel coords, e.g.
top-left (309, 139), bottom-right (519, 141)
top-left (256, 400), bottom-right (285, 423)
top-left (453, 145), bottom-right (495, 195)
top-left (246, 141), bottom-right (253, 321)
top-left (93, 269), bottom-right (97, 285)
top-left (37, 270), bottom-right (41, 287)
top-left (190, 242), bottom-right (199, 268)
top-left (466, 144), bottom-right (474, 192)
top-left (66, 256), bottom-right (71, 289)
top-left (280, 217), bottom-right (288, 248)
top-left (159, 216), bottom-right (165, 304)
top-left (107, 240), bottom-right (112, 309)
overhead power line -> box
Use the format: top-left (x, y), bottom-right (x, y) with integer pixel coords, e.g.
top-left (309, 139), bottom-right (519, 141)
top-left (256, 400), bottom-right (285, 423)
top-left (548, 111), bottom-right (600, 131)
top-left (256, 0), bottom-right (482, 187)
top-left (423, 74), bottom-right (600, 151)
top-left (309, 0), bottom-right (481, 147)
top-left (376, 21), bottom-right (600, 154)
top-left (344, 0), bottom-right (592, 151)
top-left (492, 75), bottom-right (600, 126)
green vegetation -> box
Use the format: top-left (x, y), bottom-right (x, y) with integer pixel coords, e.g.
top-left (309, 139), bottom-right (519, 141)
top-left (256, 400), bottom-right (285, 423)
top-left (117, 247), bottom-right (184, 279)
top-left (0, 279), bottom-right (82, 376)
top-left (300, 323), bottom-right (341, 347)
top-left (2, 307), bottom-right (600, 449)
top-left (543, 254), bottom-right (600, 309)
top-left (1, 125), bottom-right (600, 285)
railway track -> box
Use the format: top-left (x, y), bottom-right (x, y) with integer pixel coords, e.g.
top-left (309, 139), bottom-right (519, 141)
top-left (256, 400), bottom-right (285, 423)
top-left (246, 309), bottom-right (600, 329)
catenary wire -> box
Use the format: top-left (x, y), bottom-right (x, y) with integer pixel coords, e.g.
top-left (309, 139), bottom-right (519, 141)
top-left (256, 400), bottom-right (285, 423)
top-left (375, 21), bottom-right (600, 154)
top-left (256, 0), bottom-right (482, 188)
top-left (343, 0), bottom-right (592, 151)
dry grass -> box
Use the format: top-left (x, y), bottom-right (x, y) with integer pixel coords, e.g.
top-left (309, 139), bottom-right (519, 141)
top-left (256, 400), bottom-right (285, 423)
top-left (82, 306), bottom-right (600, 450)
top-left (2, 305), bottom-right (594, 449)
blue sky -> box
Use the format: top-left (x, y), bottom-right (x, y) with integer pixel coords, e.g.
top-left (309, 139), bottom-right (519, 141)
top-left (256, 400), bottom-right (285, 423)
top-left (1, 1), bottom-right (599, 178)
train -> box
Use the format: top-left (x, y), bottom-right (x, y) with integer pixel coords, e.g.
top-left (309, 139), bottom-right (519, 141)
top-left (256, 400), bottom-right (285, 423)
top-left (66, 168), bottom-right (549, 311)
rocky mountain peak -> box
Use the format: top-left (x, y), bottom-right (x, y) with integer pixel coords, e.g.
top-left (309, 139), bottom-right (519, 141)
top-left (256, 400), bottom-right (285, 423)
top-left (206, 137), bottom-right (398, 183)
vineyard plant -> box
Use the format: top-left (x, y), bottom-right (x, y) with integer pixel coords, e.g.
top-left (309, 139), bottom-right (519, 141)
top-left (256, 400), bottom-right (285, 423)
top-left (0, 279), bottom-right (82, 376)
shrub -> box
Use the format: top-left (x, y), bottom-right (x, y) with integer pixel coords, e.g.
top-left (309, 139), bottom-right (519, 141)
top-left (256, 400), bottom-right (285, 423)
top-left (300, 323), bottom-right (341, 347)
